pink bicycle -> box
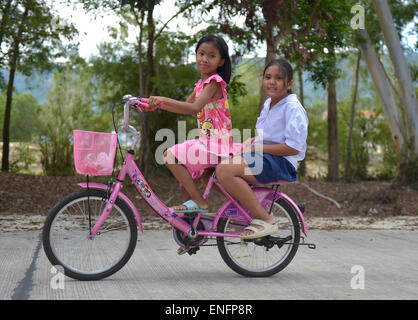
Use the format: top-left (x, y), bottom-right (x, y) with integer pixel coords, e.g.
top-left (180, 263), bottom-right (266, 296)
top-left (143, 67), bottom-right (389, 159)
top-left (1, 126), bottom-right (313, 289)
top-left (42, 94), bottom-right (315, 280)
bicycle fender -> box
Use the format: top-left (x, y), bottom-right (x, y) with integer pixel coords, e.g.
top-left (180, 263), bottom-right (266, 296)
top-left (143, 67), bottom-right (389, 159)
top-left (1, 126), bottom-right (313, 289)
top-left (77, 183), bottom-right (143, 233)
top-left (216, 188), bottom-right (308, 237)
top-left (255, 188), bottom-right (308, 237)
top-left (279, 192), bottom-right (308, 237)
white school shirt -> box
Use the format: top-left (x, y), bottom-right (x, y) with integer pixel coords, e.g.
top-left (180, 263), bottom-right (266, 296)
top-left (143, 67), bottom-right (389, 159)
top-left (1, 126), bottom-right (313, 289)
top-left (253, 94), bottom-right (308, 170)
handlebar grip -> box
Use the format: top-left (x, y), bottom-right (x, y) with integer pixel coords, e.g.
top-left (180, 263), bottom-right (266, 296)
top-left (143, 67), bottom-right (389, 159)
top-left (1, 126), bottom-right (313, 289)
top-left (129, 99), bottom-right (142, 109)
top-left (127, 99), bottom-right (147, 112)
top-left (126, 96), bottom-right (163, 113)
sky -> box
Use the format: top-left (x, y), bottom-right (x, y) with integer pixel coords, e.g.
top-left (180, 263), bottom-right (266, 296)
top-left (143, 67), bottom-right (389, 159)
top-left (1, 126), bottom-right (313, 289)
top-left (50, 0), bottom-right (416, 61)
top-left (49, 0), bottom-right (243, 60)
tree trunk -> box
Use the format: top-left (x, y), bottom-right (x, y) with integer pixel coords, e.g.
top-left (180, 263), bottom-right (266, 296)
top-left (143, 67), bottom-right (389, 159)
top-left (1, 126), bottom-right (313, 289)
top-left (298, 65), bottom-right (304, 107)
top-left (327, 74), bottom-right (339, 182)
top-left (138, 10), bottom-right (145, 96)
top-left (137, 10), bottom-right (147, 173)
top-left (145, 3), bottom-right (155, 98)
top-left (258, 19), bottom-right (277, 113)
top-left (356, 29), bottom-right (408, 179)
top-left (138, 2), bottom-right (156, 175)
top-left (297, 65), bottom-right (306, 177)
top-left (132, 1), bottom-right (200, 174)
top-left (2, 2), bottom-right (29, 172)
top-left (2, 67), bottom-right (16, 172)
top-left (373, 0), bottom-right (418, 154)
top-left (345, 51), bottom-right (361, 176)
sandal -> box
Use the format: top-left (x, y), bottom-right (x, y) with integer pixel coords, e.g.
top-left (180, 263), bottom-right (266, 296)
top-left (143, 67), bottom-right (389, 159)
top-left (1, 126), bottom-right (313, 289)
top-left (172, 200), bottom-right (209, 213)
top-left (240, 219), bottom-right (278, 240)
top-left (177, 247), bottom-right (189, 255)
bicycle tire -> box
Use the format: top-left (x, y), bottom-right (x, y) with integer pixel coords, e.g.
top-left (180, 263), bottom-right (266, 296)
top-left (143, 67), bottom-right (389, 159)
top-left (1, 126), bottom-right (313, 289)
top-left (216, 197), bottom-right (300, 277)
top-left (42, 189), bottom-right (137, 281)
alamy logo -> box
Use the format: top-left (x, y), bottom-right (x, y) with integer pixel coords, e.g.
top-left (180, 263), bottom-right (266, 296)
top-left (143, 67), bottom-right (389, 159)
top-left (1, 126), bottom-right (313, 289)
top-left (154, 121), bottom-right (262, 175)
top-left (350, 265), bottom-right (365, 290)
top-left (351, 4), bottom-right (365, 30)
top-left (50, 265), bottom-right (65, 290)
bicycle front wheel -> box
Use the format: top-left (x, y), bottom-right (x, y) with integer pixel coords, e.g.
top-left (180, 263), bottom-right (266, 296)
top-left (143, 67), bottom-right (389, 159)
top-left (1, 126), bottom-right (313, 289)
top-left (42, 189), bottom-right (137, 281)
top-left (217, 198), bottom-right (300, 277)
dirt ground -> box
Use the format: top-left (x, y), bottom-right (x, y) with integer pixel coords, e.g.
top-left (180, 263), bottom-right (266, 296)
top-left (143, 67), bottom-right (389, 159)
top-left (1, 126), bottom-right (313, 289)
top-left (0, 172), bottom-right (417, 231)
top-left (0, 172), bottom-right (418, 233)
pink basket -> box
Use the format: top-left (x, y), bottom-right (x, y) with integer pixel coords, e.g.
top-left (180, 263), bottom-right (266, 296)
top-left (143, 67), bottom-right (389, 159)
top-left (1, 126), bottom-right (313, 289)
top-left (73, 130), bottom-right (117, 176)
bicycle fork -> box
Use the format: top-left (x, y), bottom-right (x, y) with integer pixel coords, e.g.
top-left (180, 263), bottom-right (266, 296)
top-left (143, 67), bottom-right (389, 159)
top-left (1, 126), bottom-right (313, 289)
top-left (87, 180), bottom-right (123, 239)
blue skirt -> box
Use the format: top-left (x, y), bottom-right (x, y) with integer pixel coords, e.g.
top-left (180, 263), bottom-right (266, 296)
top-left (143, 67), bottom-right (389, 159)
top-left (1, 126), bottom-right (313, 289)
top-left (241, 152), bottom-right (297, 184)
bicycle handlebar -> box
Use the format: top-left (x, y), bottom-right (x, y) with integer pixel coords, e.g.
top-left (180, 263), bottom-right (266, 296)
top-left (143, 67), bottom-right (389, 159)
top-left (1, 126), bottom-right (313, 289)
top-left (121, 94), bottom-right (163, 134)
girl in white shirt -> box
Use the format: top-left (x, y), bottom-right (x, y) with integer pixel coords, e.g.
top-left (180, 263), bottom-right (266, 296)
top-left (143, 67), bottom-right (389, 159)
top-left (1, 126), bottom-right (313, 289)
top-left (215, 59), bottom-right (308, 239)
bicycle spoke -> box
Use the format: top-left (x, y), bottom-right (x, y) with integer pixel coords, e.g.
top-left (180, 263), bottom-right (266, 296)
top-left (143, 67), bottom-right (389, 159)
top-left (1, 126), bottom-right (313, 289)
top-left (47, 193), bottom-right (134, 277)
top-left (217, 197), bottom-right (300, 276)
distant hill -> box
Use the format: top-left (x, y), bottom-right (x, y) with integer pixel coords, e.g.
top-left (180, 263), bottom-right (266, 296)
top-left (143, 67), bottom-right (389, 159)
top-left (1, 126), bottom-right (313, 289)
top-left (1, 70), bottom-right (53, 105)
top-left (1, 52), bottom-right (416, 107)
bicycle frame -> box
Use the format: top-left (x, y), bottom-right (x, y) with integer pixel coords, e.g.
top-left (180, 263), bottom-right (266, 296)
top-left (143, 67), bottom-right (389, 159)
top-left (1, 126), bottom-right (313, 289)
top-left (79, 153), bottom-right (308, 239)
top-left (82, 149), bottom-right (253, 239)
top-left (79, 95), bottom-right (308, 239)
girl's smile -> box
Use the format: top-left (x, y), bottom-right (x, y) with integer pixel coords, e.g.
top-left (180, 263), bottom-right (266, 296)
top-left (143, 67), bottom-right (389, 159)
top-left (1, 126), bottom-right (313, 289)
top-left (263, 65), bottom-right (293, 105)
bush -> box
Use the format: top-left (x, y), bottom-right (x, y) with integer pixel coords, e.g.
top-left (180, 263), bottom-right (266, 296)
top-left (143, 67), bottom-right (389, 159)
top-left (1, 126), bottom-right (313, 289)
top-left (405, 158), bottom-right (418, 189)
top-left (9, 143), bottom-right (37, 173)
top-left (36, 68), bottom-right (110, 176)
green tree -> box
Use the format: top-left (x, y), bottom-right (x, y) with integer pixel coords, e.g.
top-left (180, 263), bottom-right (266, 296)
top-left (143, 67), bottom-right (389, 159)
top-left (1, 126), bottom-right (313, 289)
top-left (373, 0), bottom-right (418, 183)
top-left (37, 65), bottom-right (110, 176)
top-left (87, 32), bottom-right (199, 173)
top-left (0, 0), bottom-right (13, 88)
top-left (0, 91), bottom-right (41, 141)
top-left (302, 1), bottom-right (355, 182)
top-left (1, 0), bottom-right (77, 172)
top-left (356, 0), bottom-right (418, 184)
top-left (214, 0), bottom-right (299, 111)
top-left (81, 0), bottom-right (206, 174)
top-left (208, 0), bottom-right (356, 181)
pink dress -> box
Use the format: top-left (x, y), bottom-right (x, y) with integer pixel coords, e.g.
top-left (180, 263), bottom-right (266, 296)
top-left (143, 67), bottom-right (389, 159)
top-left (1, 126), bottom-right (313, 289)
top-left (168, 74), bottom-right (241, 179)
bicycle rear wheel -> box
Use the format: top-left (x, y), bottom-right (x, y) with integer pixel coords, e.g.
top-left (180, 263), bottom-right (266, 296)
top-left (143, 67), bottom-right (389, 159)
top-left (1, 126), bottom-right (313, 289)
top-left (217, 197), bottom-right (300, 277)
top-left (42, 189), bottom-right (137, 281)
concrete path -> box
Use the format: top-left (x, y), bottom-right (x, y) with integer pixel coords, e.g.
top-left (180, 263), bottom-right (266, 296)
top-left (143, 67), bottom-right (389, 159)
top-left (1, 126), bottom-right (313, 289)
top-left (1, 229), bottom-right (417, 300)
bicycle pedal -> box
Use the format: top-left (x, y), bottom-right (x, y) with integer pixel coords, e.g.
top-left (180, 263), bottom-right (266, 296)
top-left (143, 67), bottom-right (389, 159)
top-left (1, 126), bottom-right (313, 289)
top-left (187, 247), bottom-right (200, 255)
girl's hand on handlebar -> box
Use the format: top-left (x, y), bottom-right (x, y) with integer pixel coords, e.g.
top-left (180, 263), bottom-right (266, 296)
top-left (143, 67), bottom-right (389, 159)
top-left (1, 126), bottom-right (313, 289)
top-left (140, 99), bottom-right (156, 111)
top-left (129, 98), bottom-right (159, 112)
top-left (147, 96), bottom-right (164, 110)
top-left (128, 99), bottom-right (149, 112)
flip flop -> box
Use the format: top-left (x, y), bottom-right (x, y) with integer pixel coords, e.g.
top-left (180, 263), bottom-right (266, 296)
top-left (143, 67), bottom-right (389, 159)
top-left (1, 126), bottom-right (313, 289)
top-left (173, 200), bottom-right (209, 213)
top-left (240, 219), bottom-right (278, 240)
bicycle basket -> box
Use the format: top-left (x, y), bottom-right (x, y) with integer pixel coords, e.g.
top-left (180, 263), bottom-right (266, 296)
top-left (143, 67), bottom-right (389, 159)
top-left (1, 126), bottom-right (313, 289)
top-left (73, 130), bottom-right (117, 176)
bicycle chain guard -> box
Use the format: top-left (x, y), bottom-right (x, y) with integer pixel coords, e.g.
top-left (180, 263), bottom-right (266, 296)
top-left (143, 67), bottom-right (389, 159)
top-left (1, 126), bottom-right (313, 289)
top-left (172, 214), bottom-right (208, 250)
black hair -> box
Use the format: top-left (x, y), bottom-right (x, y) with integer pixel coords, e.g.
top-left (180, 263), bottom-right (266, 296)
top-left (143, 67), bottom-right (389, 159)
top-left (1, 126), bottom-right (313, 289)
top-left (263, 58), bottom-right (293, 94)
top-left (195, 35), bottom-right (232, 84)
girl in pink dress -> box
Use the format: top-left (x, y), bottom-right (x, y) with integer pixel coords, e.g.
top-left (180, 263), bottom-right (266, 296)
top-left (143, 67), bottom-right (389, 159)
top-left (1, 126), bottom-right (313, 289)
top-left (148, 35), bottom-right (239, 215)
